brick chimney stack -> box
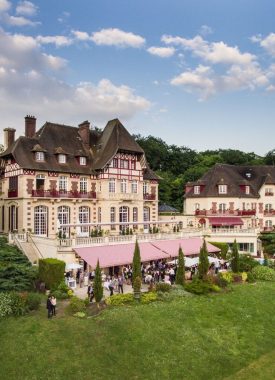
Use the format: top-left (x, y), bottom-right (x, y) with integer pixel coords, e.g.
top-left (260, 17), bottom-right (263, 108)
top-left (25, 115), bottom-right (36, 138)
top-left (3, 128), bottom-right (16, 150)
top-left (78, 120), bottom-right (90, 149)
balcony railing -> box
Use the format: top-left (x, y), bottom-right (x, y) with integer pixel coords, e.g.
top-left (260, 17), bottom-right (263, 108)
top-left (31, 190), bottom-right (96, 199)
top-left (195, 209), bottom-right (256, 216)
top-left (263, 209), bottom-right (275, 216)
top-left (265, 192), bottom-right (274, 196)
top-left (8, 189), bottom-right (18, 198)
top-left (143, 193), bottom-right (156, 200)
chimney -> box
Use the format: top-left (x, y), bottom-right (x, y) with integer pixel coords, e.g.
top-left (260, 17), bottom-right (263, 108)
top-left (25, 115), bottom-right (36, 138)
top-left (3, 128), bottom-right (16, 150)
top-left (78, 120), bottom-right (90, 149)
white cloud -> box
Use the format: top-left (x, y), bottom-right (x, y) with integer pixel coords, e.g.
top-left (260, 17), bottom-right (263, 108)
top-left (16, 1), bottom-right (37, 16)
top-left (147, 46), bottom-right (175, 58)
top-left (199, 25), bottom-right (213, 36)
top-left (162, 34), bottom-right (255, 65)
top-left (90, 28), bottom-right (145, 48)
top-left (36, 35), bottom-right (72, 47)
top-left (252, 33), bottom-right (275, 57)
top-left (0, 0), bottom-right (10, 12)
top-left (71, 30), bottom-right (90, 41)
top-left (5, 14), bottom-right (39, 26)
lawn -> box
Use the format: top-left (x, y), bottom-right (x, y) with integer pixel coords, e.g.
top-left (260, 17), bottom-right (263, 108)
top-left (0, 282), bottom-right (275, 380)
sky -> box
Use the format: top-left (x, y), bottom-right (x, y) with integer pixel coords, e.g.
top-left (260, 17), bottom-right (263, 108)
top-left (1, 0), bottom-right (275, 155)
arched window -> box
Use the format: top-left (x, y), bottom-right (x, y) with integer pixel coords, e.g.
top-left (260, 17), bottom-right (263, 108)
top-left (58, 206), bottom-right (70, 237)
top-left (119, 206), bottom-right (129, 232)
top-left (34, 205), bottom-right (48, 236)
top-left (133, 207), bottom-right (138, 230)
top-left (78, 206), bottom-right (90, 236)
top-left (143, 207), bottom-right (150, 231)
top-left (9, 205), bottom-right (18, 232)
top-left (110, 207), bottom-right (116, 230)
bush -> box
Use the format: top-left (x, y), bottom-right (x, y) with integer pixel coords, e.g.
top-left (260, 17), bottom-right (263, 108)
top-left (247, 272), bottom-right (256, 283)
top-left (216, 274), bottom-right (229, 288)
top-left (0, 293), bottom-right (13, 317)
top-left (184, 279), bottom-right (212, 295)
top-left (220, 271), bottom-right (233, 283)
top-left (209, 242), bottom-right (228, 259)
top-left (0, 264), bottom-right (38, 292)
top-left (51, 281), bottom-right (71, 299)
top-left (232, 274), bottom-right (243, 283)
top-left (251, 266), bottom-right (275, 281)
top-left (106, 293), bottom-right (134, 306)
top-left (239, 255), bottom-right (260, 272)
top-left (73, 311), bottom-right (86, 318)
top-left (241, 272), bottom-right (248, 282)
top-left (38, 259), bottom-right (65, 289)
top-left (211, 285), bottom-right (221, 293)
top-left (25, 293), bottom-right (41, 311)
top-left (9, 292), bottom-right (27, 316)
top-left (155, 282), bottom-right (172, 292)
top-left (141, 292), bottom-right (157, 304)
top-left (68, 296), bottom-right (87, 314)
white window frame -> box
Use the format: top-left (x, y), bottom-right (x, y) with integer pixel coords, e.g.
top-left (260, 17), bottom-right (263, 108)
top-left (80, 177), bottom-right (88, 193)
top-left (120, 179), bottom-right (127, 193)
top-left (98, 207), bottom-right (102, 223)
top-left (194, 186), bottom-right (200, 195)
top-left (79, 206), bottom-right (90, 236)
top-left (218, 185), bottom-right (227, 194)
top-left (34, 205), bottom-right (48, 236)
top-left (35, 152), bottom-right (45, 162)
top-left (109, 178), bottom-right (116, 193)
top-left (79, 156), bottom-right (87, 166)
top-left (58, 154), bottom-right (66, 164)
top-left (245, 186), bottom-right (250, 195)
top-left (110, 207), bottom-right (116, 230)
top-left (59, 176), bottom-right (68, 192)
top-left (131, 180), bottom-right (138, 194)
top-left (265, 204), bottom-right (272, 211)
top-left (120, 159), bottom-right (129, 169)
top-left (58, 206), bottom-right (70, 237)
top-left (143, 182), bottom-right (149, 194)
top-left (265, 220), bottom-right (272, 227)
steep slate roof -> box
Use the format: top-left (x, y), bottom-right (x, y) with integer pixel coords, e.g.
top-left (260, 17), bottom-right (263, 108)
top-left (0, 118), bottom-right (158, 179)
top-left (185, 164), bottom-right (275, 199)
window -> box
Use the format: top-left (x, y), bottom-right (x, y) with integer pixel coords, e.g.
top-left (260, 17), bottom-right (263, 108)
top-left (58, 154), bottom-right (66, 164)
top-left (120, 179), bottom-right (127, 193)
top-left (109, 178), bottom-right (116, 193)
top-left (120, 159), bottom-right (129, 169)
top-left (98, 207), bottom-right (102, 223)
top-left (79, 156), bottom-right (86, 166)
top-left (143, 207), bottom-right (150, 231)
top-left (194, 186), bottom-right (200, 195)
top-left (194, 203), bottom-right (200, 211)
top-left (35, 152), bottom-right (45, 161)
top-left (58, 206), bottom-right (70, 237)
top-left (59, 176), bottom-right (68, 192)
top-left (36, 174), bottom-right (45, 192)
top-left (265, 220), bottom-right (272, 228)
top-left (110, 207), bottom-right (116, 230)
top-left (245, 186), bottom-right (250, 195)
top-left (78, 206), bottom-right (90, 236)
top-left (218, 185), bottom-right (227, 194)
top-left (143, 182), bottom-right (149, 194)
top-left (131, 160), bottom-right (136, 170)
top-left (218, 203), bottom-right (226, 213)
top-left (112, 158), bottom-right (118, 168)
top-left (119, 206), bottom-right (129, 232)
top-left (9, 205), bottom-right (18, 232)
top-left (265, 188), bottom-right (273, 196)
top-left (131, 180), bottom-right (138, 194)
top-left (79, 177), bottom-right (88, 193)
top-left (34, 206), bottom-right (48, 236)
top-left (133, 207), bottom-right (138, 229)
top-left (265, 204), bottom-right (272, 212)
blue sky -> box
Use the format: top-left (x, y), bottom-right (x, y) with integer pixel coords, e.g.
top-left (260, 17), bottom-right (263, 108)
top-left (1, 0), bottom-right (275, 155)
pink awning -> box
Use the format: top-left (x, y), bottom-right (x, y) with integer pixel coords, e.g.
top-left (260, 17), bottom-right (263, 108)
top-left (74, 237), bottom-right (220, 268)
top-left (208, 217), bottom-right (244, 226)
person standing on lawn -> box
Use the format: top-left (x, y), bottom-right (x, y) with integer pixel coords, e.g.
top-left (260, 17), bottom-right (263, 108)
top-left (118, 275), bottom-right (124, 293)
top-left (51, 296), bottom-right (57, 316)
top-left (47, 295), bottom-right (53, 319)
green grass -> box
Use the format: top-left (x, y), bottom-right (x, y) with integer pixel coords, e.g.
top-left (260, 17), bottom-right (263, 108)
top-left (0, 282), bottom-right (275, 380)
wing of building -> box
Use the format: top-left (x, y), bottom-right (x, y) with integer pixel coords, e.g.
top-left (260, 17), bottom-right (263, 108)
top-left (0, 116), bottom-right (159, 237)
top-left (184, 163), bottom-right (275, 233)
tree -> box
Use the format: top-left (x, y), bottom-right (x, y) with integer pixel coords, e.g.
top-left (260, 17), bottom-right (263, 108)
top-left (198, 239), bottom-right (210, 280)
top-left (132, 239), bottom-right (141, 283)
top-left (93, 260), bottom-right (103, 304)
top-left (231, 239), bottom-right (240, 273)
top-left (175, 246), bottom-right (185, 286)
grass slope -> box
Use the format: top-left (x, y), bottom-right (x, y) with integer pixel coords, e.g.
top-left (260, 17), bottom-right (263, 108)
top-left (0, 282), bottom-right (274, 380)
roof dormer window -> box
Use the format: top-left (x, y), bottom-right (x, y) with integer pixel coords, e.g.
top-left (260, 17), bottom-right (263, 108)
top-left (35, 152), bottom-right (45, 162)
top-left (79, 156), bottom-right (87, 166)
top-left (58, 154), bottom-right (66, 164)
top-left (218, 184), bottom-right (227, 194)
top-left (194, 185), bottom-right (200, 195)
top-left (245, 185), bottom-right (250, 195)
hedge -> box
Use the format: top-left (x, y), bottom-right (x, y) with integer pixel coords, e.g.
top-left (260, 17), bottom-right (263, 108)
top-left (38, 258), bottom-right (65, 289)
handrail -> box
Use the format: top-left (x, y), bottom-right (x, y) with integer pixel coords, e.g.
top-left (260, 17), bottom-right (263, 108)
top-left (28, 233), bottom-right (44, 259)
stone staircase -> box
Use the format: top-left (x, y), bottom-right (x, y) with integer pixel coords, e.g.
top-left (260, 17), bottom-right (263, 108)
top-left (13, 235), bottom-right (43, 264)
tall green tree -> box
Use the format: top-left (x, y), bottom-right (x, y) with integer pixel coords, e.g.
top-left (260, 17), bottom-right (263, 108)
top-left (231, 239), bottom-right (240, 273)
top-left (175, 246), bottom-right (185, 286)
top-left (132, 239), bottom-right (141, 283)
top-left (94, 260), bottom-right (103, 303)
top-left (198, 239), bottom-right (210, 280)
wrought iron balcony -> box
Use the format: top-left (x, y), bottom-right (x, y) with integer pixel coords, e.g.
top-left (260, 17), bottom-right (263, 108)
top-left (31, 190), bottom-right (96, 199)
top-left (143, 193), bottom-right (156, 200)
top-left (8, 189), bottom-right (18, 198)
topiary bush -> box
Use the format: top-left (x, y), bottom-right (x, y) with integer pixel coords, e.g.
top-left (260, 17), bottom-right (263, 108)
top-left (251, 266), bottom-right (275, 281)
top-left (67, 296), bottom-right (87, 314)
top-left (38, 258), bottom-right (65, 289)
top-left (220, 271), bottom-right (233, 284)
top-left (141, 292), bottom-right (157, 304)
top-left (156, 282), bottom-right (172, 292)
top-left (184, 279), bottom-right (212, 295)
top-left (106, 293), bottom-right (134, 306)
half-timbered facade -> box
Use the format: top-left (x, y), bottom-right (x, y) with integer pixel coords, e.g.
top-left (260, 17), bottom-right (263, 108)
top-left (0, 116), bottom-right (159, 238)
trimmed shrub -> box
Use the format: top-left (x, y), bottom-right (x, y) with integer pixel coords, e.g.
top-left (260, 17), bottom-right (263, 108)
top-left (251, 266), bottom-right (275, 281)
top-left (25, 293), bottom-right (41, 311)
top-left (216, 274), bottom-right (229, 288)
top-left (231, 239), bottom-right (240, 273)
top-left (51, 281), bottom-right (71, 299)
top-left (133, 276), bottom-right (142, 293)
top-left (132, 240), bottom-right (141, 283)
top-left (141, 292), bottom-right (157, 304)
top-left (184, 279), bottom-right (212, 295)
top-left (156, 282), bottom-right (172, 292)
top-left (68, 296), bottom-right (87, 314)
top-left (241, 272), bottom-right (248, 282)
top-left (175, 246), bottom-right (185, 286)
top-left (38, 259), bottom-right (65, 289)
top-left (209, 242), bottom-right (228, 259)
top-left (247, 272), bottom-right (256, 283)
top-left (239, 255), bottom-right (260, 272)
top-left (220, 271), bottom-right (233, 284)
top-left (106, 293), bottom-right (134, 306)
top-left (198, 239), bottom-right (209, 279)
top-left (94, 260), bottom-right (103, 303)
